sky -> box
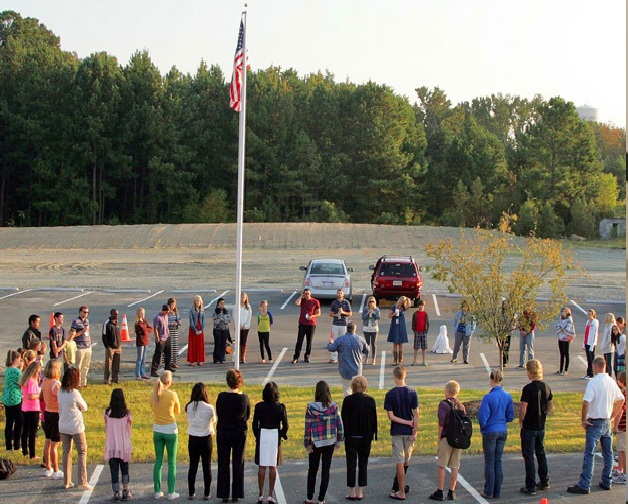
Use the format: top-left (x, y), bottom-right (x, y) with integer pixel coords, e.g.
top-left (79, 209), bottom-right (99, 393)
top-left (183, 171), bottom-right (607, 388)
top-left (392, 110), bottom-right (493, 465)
top-left (6, 0), bottom-right (627, 128)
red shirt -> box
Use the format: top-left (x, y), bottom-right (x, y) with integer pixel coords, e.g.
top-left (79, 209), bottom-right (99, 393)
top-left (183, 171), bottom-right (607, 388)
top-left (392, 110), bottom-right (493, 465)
top-left (414, 310), bottom-right (428, 332)
top-left (298, 297), bottom-right (320, 326)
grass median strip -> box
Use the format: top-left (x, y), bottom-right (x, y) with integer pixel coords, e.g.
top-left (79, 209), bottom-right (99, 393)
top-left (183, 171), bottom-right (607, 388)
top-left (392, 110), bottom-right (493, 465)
top-left (6, 381), bottom-right (584, 463)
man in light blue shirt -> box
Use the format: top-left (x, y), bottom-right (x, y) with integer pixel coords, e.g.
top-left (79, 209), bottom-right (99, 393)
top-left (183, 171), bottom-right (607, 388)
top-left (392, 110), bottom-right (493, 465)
top-left (327, 322), bottom-right (369, 396)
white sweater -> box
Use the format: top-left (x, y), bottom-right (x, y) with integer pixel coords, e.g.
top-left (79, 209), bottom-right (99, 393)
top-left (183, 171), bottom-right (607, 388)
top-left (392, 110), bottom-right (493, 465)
top-left (58, 389), bottom-right (88, 435)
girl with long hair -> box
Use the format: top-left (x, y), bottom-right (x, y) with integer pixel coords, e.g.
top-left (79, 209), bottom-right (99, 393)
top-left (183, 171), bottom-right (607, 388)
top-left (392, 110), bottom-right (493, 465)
top-left (600, 313), bottom-right (617, 376)
top-left (387, 296), bottom-right (410, 366)
top-left (185, 382), bottom-right (216, 500)
top-left (105, 388), bottom-right (133, 502)
top-left (2, 350), bottom-right (23, 454)
top-left (361, 296), bottom-right (380, 365)
top-left (304, 380), bottom-right (344, 504)
top-left (20, 360), bottom-right (42, 460)
top-left (212, 298), bottom-right (232, 364)
top-left (134, 307), bottom-right (153, 380)
top-left (187, 296), bottom-right (206, 366)
top-left (42, 359), bottom-right (63, 479)
top-left (149, 370), bottom-right (181, 500)
top-left (253, 381), bottom-right (289, 503)
top-left (239, 293), bottom-right (252, 364)
top-left (555, 307), bottom-right (576, 376)
top-left (167, 298), bottom-right (181, 369)
top-left (583, 309), bottom-right (599, 379)
top-left (58, 367), bottom-right (92, 490)
top-left (256, 300), bottom-right (274, 364)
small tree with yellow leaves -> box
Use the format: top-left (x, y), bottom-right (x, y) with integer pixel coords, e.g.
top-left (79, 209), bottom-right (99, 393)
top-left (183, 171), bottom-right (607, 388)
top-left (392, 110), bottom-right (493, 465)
top-left (424, 215), bottom-right (579, 371)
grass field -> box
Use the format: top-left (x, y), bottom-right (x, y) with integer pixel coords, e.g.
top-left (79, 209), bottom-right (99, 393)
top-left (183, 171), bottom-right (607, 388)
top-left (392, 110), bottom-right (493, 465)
top-left (3, 381), bottom-right (586, 464)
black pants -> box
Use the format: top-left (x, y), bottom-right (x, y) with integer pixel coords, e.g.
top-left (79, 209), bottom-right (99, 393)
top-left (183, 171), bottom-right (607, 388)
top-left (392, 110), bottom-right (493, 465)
top-left (364, 332), bottom-right (377, 360)
top-left (293, 324), bottom-right (316, 361)
top-left (4, 403), bottom-right (22, 451)
top-left (258, 332), bottom-right (272, 360)
top-left (151, 339), bottom-right (172, 374)
top-left (213, 329), bottom-right (230, 363)
top-left (502, 334), bottom-right (512, 366)
top-left (520, 428), bottom-right (548, 489)
top-left (216, 430), bottom-right (246, 500)
top-left (307, 444), bottom-right (334, 502)
top-left (109, 457), bottom-right (130, 491)
top-left (21, 410), bottom-right (39, 458)
top-left (558, 340), bottom-right (570, 372)
top-left (345, 437), bottom-right (372, 487)
top-left (188, 435), bottom-right (213, 498)
top-left (585, 344), bottom-right (595, 377)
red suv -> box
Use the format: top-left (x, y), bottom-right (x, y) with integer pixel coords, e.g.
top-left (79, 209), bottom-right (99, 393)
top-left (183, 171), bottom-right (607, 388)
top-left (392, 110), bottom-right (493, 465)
top-left (369, 255), bottom-right (423, 306)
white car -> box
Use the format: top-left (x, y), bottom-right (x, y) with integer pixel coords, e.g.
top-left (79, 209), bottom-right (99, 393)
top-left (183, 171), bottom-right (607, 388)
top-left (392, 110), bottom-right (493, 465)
top-left (300, 259), bottom-right (353, 301)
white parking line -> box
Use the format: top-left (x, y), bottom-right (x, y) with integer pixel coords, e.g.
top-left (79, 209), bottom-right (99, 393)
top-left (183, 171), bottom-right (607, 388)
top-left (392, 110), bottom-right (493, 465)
top-left (480, 353), bottom-right (491, 374)
top-left (432, 293), bottom-right (441, 317)
top-left (262, 347), bottom-right (287, 386)
top-left (178, 344), bottom-right (188, 356)
top-left (379, 350), bottom-right (386, 389)
top-left (79, 463), bottom-right (104, 504)
top-left (0, 289), bottom-right (32, 300)
top-left (570, 299), bottom-right (587, 315)
top-left (578, 355), bottom-right (588, 367)
top-left (448, 469), bottom-right (489, 504)
top-left (358, 293), bottom-right (366, 314)
top-left (204, 291), bottom-right (230, 309)
top-left (53, 291), bottom-right (95, 306)
top-left (274, 470), bottom-right (287, 504)
top-left (128, 290), bottom-right (165, 308)
top-left (281, 291), bottom-right (298, 310)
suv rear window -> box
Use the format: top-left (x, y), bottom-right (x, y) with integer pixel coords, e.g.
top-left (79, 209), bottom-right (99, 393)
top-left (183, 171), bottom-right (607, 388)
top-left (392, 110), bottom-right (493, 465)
top-left (379, 263), bottom-right (417, 277)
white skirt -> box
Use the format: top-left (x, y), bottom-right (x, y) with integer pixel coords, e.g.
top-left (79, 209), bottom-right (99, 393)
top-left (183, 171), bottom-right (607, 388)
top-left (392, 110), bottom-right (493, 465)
top-left (259, 428), bottom-right (279, 467)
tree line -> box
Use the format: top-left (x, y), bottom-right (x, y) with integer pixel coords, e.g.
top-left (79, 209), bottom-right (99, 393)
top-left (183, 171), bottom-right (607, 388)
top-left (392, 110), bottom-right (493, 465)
top-left (1, 10), bottom-right (625, 238)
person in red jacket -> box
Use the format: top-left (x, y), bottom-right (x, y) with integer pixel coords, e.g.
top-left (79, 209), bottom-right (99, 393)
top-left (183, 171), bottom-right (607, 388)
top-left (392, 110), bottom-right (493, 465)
top-left (411, 300), bottom-right (430, 366)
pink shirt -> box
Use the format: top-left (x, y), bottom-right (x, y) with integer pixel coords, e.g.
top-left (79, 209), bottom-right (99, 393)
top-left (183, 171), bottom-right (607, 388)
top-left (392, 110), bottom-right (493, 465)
top-left (21, 378), bottom-right (41, 412)
top-left (104, 412), bottom-right (133, 462)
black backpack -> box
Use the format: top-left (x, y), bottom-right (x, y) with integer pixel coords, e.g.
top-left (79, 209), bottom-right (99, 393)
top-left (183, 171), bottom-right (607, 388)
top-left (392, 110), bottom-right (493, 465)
top-left (0, 458), bottom-right (16, 480)
top-left (443, 399), bottom-right (473, 449)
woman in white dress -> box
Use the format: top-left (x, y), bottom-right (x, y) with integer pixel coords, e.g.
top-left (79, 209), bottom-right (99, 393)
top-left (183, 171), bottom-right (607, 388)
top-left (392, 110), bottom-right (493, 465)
top-left (431, 325), bottom-right (453, 354)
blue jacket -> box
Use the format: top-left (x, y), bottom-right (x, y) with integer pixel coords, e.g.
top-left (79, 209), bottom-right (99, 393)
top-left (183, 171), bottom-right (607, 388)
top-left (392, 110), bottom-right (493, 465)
top-left (478, 385), bottom-right (514, 434)
top-left (327, 332), bottom-right (369, 380)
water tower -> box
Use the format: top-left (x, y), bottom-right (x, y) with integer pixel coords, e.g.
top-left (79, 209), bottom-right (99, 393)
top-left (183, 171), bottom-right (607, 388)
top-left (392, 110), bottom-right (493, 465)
top-left (576, 105), bottom-right (599, 122)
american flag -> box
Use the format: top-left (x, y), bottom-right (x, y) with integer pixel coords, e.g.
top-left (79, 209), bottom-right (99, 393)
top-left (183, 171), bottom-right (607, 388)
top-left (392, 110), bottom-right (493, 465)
top-left (229, 20), bottom-right (245, 111)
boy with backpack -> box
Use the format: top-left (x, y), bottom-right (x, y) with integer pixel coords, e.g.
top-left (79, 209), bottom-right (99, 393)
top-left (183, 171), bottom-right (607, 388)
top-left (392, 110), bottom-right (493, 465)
top-left (429, 380), bottom-right (468, 501)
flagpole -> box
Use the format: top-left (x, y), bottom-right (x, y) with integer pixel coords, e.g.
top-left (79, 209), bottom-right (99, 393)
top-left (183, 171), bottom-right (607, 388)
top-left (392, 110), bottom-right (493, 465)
top-left (233, 9), bottom-right (247, 370)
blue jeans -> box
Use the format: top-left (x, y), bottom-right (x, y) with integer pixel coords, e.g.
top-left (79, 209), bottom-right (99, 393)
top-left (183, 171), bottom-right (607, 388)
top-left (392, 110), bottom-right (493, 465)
top-left (519, 331), bottom-right (534, 366)
top-left (135, 345), bottom-right (147, 378)
top-left (520, 429), bottom-right (548, 489)
top-left (577, 418), bottom-right (613, 490)
top-left (482, 431), bottom-right (508, 497)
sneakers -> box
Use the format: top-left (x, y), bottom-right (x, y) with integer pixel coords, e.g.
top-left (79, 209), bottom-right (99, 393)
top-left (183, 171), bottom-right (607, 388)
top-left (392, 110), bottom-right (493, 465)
top-left (535, 481), bottom-right (550, 490)
top-left (612, 473), bottom-right (626, 484)
top-left (450, 358), bottom-right (457, 363)
top-left (291, 359), bottom-right (298, 364)
top-left (598, 481), bottom-right (611, 490)
top-left (447, 489), bottom-right (456, 500)
top-left (52, 470), bottom-right (64, 480)
top-left (44, 468), bottom-right (54, 478)
top-left (428, 489), bottom-right (444, 501)
top-left (303, 357), bottom-right (309, 363)
top-left (520, 487), bottom-right (537, 495)
top-left (155, 492), bottom-right (164, 500)
top-left (566, 485), bottom-right (589, 494)
top-left (168, 492), bottom-right (180, 500)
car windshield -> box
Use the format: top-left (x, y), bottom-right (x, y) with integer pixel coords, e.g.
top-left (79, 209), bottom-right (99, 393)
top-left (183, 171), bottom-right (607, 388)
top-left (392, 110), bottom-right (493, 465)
top-left (310, 263), bottom-right (345, 275)
top-left (379, 263), bottom-right (416, 277)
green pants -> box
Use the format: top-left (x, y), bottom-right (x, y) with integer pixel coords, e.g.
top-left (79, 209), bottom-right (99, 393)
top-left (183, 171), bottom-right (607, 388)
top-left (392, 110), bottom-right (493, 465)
top-left (153, 431), bottom-right (178, 493)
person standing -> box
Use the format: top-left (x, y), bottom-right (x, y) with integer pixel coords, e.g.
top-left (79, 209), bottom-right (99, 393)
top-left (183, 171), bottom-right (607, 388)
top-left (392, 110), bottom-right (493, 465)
top-left (519, 360), bottom-right (553, 495)
top-left (151, 305), bottom-right (172, 377)
top-left (582, 309), bottom-right (599, 380)
top-left (388, 296), bottom-right (411, 366)
top-left (49, 312), bottom-right (66, 363)
top-left (341, 376), bottom-right (377, 501)
top-left (361, 296), bottom-right (380, 365)
top-left (292, 289), bottom-right (321, 364)
top-left (216, 368), bottom-right (250, 503)
top-left (187, 296), bottom-right (206, 367)
top-left (186, 382), bottom-right (216, 501)
top-left (411, 299), bottom-right (430, 366)
top-left (149, 370), bottom-right (181, 500)
top-left (556, 307), bottom-right (576, 376)
top-left (167, 298), bottom-right (181, 369)
top-left (257, 300), bottom-right (274, 364)
top-left (327, 322), bottom-right (369, 396)
top-left (500, 300), bottom-right (516, 367)
top-left (478, 369), bottom-right (514, 499)
top-left (104, 388), bottom-right (133, 502)
top-left (20, 360), bottom-right (42, 460)
top-left (612, 370), bottom-right (626, 485)
top-left (64, 329), bottom-right (77, 374)
top-left (72, 307), bottom-right (92, 388)
top-left (103, 309), bottom-right (122, 385)
top-left (599, 313), bottom-right (617, 377)
top-left (134, 307), bottom-right (153, 380)
top-left (239, 293), bottom-right (253, 364)
top-left (328, 289), bottom-right (352, 364)
top-left (212, 298), bottom-right (232, 365)
top-left (22, 314), bottom-right (42, 350)
top-left (42, 360), bottom-right (63, 480)
top-left (303, 380), bottom-right (344, 504)
top-left (384, 365), bottom-right (419, 501)
top-left (517, 309), bottom-right (538, 368)
top-left (252, 381), bottom-right (289, 504)
top-left (567, 356), bottom-right (624, 494)
top-left (2, 350), bottom-right (23, 454)
top-left (615, 317), bottom-right (626, 374)
top-left (451, 300), bottom-right (476, 365)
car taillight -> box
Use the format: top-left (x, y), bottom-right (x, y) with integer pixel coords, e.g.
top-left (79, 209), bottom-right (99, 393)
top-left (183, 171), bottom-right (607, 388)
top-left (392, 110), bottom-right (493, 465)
top-left (304, 278), bottom-right (311, 286)
top-left (344, 278), bottom-right (350, 287)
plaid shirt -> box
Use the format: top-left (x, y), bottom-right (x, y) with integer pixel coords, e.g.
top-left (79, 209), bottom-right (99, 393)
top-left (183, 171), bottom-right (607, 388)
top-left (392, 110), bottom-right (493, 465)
top-left (304, 401), bottom-right (344, 449)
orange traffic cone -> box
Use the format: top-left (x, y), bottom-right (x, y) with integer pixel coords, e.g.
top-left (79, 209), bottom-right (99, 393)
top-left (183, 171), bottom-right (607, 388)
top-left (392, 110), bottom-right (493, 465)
top-left (49, 312), bottom-right (55, 330)
top-left (120, 314), bottom-right (132, 342)
top-left (540, 498), bottom-right (548, 504)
